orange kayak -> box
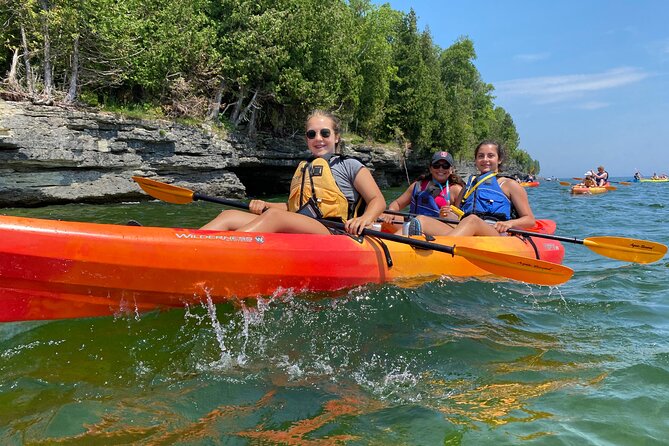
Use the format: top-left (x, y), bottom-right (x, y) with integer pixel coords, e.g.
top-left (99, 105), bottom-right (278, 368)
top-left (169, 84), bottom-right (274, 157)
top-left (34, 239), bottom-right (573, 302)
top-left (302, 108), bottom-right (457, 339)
top-left (0, 216), bottom-right (565, 322)
top-left (571, 183), bottom-right (610, 195)
top-left (520, 181), bottom-right (540, 187)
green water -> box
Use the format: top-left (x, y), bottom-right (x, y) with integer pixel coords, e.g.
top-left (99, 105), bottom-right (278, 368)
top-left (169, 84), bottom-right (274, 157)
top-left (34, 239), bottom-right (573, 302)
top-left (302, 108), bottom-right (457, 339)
top-left (1, 180), bottom-right (668, 445)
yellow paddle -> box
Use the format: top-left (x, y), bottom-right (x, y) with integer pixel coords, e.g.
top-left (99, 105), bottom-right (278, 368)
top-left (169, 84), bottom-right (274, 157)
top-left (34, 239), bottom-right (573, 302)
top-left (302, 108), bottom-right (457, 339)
top-left (133, 176), bottom-right (574, 286)
top-left (572, 177), bottom-right (629, 186)
top-left (507, 231), bottom-right (667, 264)
top-left (383, 210), bottom-right (667, 264)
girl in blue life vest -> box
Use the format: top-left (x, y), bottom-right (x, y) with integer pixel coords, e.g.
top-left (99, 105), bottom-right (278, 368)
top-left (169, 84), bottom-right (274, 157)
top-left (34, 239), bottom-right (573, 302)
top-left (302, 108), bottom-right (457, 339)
top-left (402, 140), bottom-right (536, 237)
top-left (380, 151), bottom-right (464, 234)
top-left (200, 110), bottom-right (386, 236)
top-left (446, 140), bottom-right (535, 237)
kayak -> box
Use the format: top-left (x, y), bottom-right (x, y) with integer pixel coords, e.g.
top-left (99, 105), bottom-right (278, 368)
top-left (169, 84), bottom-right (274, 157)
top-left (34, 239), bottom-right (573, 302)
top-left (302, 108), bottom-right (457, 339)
top-left (0, 215), bottom-right (565, 322)
top-left (570, 184), bottom-right (609, 195)
top-left (520, 181), bottom-right (540, 188)
top-left (637, 178), bottom-right (669, 183)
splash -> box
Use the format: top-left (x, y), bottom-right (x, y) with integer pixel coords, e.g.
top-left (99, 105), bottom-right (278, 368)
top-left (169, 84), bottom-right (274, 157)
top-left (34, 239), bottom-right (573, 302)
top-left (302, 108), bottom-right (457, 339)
top-left (202, 290), bottom-right (235, 369)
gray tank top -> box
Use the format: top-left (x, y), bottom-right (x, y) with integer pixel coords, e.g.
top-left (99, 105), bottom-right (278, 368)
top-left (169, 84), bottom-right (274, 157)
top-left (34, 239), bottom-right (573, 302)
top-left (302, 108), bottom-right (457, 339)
top-left (326, 155), bottom-right (364, 204)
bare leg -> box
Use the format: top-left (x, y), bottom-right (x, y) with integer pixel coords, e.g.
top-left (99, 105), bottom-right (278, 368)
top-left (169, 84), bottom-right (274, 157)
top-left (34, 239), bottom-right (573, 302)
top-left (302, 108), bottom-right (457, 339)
top-left (238, 208), bottom-right (331, 234)
top-left (200, 209), bottom-right (258, 231)
top-left (415, 215), bottom-right (456, 236)
top-left (446, 214), bottom-right (499, 237)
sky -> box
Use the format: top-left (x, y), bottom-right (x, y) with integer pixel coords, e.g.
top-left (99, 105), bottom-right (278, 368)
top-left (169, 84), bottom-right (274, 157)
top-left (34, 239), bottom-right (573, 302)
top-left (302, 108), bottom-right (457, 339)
top-left (374, 0), bottom-right (669, 178)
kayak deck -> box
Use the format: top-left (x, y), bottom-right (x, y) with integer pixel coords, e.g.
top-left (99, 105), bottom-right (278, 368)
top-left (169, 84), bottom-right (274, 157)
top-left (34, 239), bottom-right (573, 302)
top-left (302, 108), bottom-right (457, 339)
top-left (0, 216), bottom-right (565, 322)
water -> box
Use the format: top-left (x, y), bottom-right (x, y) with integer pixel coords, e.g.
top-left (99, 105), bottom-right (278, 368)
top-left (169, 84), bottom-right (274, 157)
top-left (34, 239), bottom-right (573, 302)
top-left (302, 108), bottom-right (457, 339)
top-left (1, 179), bottom-right (668, 445)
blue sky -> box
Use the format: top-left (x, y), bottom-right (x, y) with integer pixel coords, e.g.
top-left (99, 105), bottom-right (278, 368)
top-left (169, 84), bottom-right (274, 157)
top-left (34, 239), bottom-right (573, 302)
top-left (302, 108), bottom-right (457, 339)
top-left (375, 0), bottom-right (669, 177)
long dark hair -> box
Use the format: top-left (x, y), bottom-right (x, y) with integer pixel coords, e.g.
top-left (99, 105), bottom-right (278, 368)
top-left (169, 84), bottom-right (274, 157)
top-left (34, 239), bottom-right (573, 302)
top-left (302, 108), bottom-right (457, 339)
top-left (474, 140), bottom-right (505, 168)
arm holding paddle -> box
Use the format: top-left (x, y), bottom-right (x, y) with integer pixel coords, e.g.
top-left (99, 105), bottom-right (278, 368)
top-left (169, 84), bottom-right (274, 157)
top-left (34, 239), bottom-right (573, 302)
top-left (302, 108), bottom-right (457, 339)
top-left (248, 200), bottom-right (287, 214)
top-left (346, 167), bottom-right (386, 235)
top-left (591, 166), bottom-right (610, 186)
top-left (381, 182), bottom-right (415, 224)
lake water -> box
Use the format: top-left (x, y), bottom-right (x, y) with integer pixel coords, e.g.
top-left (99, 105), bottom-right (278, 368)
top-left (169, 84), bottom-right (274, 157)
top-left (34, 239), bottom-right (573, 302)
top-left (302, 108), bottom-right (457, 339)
top-left (1, 179), bottom-right (668, 445)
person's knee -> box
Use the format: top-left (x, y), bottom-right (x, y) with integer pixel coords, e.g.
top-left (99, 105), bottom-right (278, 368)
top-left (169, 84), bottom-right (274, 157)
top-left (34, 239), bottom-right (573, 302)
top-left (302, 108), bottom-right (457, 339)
top-left (460, 214), bottom-right (479, 225)
top-left (255, 207), bottom-right (283, 222)
top-left (261, 208), bottom-right (281, 216)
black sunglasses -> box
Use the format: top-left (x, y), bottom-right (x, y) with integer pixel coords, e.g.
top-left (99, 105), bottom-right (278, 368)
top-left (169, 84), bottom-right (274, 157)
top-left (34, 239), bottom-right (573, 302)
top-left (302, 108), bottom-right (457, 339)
top-left (431, 162), bottom-right (451, 169)
top-left (306, 128), bottom-right (332, 139)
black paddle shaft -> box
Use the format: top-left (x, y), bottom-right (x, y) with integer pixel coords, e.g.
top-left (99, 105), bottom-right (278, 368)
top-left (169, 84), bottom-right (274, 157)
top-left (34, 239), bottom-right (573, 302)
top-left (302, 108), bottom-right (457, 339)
top-left (319, 220), bottom-right (455, 256)
top-left (191, 192), bottom-right (457, 255)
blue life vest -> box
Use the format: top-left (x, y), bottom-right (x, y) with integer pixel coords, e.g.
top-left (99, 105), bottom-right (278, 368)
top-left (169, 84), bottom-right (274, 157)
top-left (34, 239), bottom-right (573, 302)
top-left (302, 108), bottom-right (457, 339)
top-left (595, 170), bottom-right (609, 186)
top-left (410, 179), bottom-right (450, 217)
top-left (460, 172), bottom-right (512, 221)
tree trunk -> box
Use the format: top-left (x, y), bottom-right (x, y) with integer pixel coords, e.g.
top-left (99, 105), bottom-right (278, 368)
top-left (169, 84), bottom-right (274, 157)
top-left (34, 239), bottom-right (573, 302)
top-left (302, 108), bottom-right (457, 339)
top-left (20, 25), bottom-right (34, 95)
top-left (7, 48), bottom-right (20, 90)
top-left (248, 101), bottom-right (258, 138)
top-left (65, 36), bottom-right (79, 103)
top-left (230, 86), bottom-right (246, 124)
top-left (40, 0), bottom-right (54, 100)
top-left (206, 79), bottom-right (225, 122)
top-left (237, 89), bottom-right (259, 127)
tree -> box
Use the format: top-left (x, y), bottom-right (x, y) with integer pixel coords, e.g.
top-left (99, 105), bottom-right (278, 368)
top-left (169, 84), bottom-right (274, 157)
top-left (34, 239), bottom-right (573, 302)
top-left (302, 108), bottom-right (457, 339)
top-left (0, 0), bottom-right (539, 169)
top-left (384, 9), bottom-right (441, 152)
top-left (349, 0), bottom-right (400, 137)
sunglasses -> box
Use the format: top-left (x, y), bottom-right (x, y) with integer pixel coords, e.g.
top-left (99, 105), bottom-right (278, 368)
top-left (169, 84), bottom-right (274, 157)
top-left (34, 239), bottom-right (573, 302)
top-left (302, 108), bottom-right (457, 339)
top-left (306, 128), bottom-right (332, 139)
top-left (431, 162), bottom-right (451, 169)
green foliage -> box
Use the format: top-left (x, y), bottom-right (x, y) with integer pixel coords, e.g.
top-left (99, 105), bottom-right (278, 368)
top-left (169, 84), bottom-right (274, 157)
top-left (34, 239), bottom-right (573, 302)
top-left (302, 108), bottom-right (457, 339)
top-left (0, 0), bottom-right (538, 169)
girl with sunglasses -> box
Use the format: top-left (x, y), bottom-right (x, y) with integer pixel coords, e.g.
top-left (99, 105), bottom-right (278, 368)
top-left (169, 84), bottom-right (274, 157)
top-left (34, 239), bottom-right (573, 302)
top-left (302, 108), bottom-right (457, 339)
top-left (201, 110), bottom-right (385, 235)
top-left (381, 151), bottom-right (464, 234)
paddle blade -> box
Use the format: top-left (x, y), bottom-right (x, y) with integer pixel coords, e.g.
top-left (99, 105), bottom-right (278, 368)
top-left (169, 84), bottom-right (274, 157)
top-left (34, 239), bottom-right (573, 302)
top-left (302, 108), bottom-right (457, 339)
top-left (604, 185), bottom-right (617, 191)
top-left (619, 181), bottom-right (632, 185)
top-left (453, 246), bottom-right (574, 286)
top-left (572, 177), bottom-right (583, 180)
top-left (559, 181), bottom-right (572, 186)
top-left (583, 237), bottom-right (668, 263)
top-left (133, 176), bottom-right (194, 204)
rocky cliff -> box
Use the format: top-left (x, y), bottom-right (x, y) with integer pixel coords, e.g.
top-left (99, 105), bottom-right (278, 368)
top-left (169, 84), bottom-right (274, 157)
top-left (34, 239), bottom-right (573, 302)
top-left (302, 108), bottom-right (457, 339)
top-left (1, 99), bottom-right (528, 208)
top-left (0, 100), bottom-right (411, 207)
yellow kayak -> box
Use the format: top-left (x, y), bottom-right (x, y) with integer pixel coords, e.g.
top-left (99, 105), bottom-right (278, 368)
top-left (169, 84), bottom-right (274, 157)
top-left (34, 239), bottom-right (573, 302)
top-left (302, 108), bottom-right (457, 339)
top-left (571, 183), bottom-right (610, 195)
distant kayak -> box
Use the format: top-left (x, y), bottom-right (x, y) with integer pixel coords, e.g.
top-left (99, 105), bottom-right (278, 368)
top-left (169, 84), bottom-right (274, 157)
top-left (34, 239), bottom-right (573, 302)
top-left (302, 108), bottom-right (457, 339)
top-left (635, 178), bottom-right (669, 183)
top-left (520, 181), bottom-right (540, 188)
top-left (571, 184), bottom-right (610, 195)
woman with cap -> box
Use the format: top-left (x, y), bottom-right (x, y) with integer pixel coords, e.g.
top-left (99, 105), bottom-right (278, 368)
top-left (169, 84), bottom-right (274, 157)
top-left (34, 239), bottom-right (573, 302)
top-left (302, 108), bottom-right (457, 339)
top-left (200, 109), bottom-right (386, 235)
top-left (380, 151), bottom-right (464, 235)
